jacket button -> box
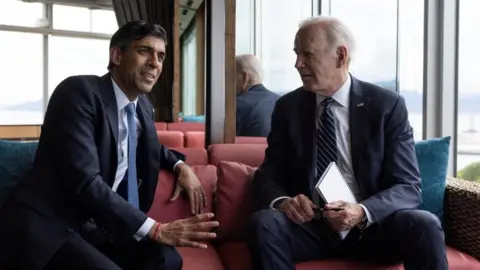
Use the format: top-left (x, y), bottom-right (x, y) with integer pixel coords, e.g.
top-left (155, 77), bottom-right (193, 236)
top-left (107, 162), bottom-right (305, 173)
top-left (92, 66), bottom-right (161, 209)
top-left (66, 228), bottom-right (75, 233)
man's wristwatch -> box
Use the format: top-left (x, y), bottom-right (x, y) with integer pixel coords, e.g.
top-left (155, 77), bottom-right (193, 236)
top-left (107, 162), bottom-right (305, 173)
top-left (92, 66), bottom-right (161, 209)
top-left (357, 215), bottom-right (368, 230)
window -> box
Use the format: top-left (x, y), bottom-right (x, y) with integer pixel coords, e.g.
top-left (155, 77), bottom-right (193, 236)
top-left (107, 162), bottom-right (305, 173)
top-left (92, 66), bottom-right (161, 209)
top-left (53, 5), bottom-right (118, 34)
top-left (48, 36), bottom-right (110, 95)
top-left (456, 0), bottom-right (480, 181)
top-left (182, 29), bottom-right (197, 116)
top-left (324, 0), bottom-right (423, 141)
top-left (258, 0), bottom-right (313, 94)
top-left (0, 0), bottom-right (45, 27)
top-left (398, 0), bottom-right (424, 141)
top-left (236, 0), bottom-right (254, 54)
top-left (327, 0), bottom-right (398, 89)
top-left (0, 31), bottom-right (44, 125)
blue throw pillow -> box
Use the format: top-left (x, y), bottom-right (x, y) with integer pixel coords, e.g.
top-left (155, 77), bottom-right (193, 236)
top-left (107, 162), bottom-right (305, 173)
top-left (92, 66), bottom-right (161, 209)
top-left (182, 115), bottom-right (205, 123)
top-left (0, 140), bottom-right (38, 209)
top-left (414, 136), bottom-right (451, 223)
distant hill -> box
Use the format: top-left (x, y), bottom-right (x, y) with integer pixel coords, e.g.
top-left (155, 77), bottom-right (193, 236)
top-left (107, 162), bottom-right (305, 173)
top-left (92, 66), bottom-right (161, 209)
top-left (276, 79), bottom-right (480, 114)
top-left (3, 100), bottom-right (43, 111)
top-left (2, 80), bottom-right (480, 114)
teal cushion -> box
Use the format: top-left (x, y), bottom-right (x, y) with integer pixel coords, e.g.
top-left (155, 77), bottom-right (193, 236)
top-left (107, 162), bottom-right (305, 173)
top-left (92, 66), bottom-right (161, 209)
top-left (182, 115), bottom-right (205, 123)
top-left (415, 136), bottom-right (451, 223)
top-left (0, 140), bottom-right (38, 209)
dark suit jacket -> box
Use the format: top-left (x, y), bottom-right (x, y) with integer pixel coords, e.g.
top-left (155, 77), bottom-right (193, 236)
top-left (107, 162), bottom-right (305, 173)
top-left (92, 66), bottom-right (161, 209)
top-left (0, 74), bottom-right (182, 270)
top-left (236, 84), bottom-right (280, 137)
top-left (253, 76), bottom-right (422, 224)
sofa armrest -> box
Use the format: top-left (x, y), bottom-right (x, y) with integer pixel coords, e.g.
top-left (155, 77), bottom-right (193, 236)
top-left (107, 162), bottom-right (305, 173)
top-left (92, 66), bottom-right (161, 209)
top-left (444, 177), bottom-right (480, 260)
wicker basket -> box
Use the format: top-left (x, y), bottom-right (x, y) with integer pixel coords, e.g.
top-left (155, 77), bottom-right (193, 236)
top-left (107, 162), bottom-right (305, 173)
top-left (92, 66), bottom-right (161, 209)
top-left (444, 177), bottom-right (480, 260)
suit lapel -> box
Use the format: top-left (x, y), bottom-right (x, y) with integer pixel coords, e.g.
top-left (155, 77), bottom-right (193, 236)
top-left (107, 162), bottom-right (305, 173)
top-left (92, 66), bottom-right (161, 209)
top-left (100, 74), bottom-right (119, 146)
top-left (349, 77), bottom-right (370, 183)
top-left (136, 97), bottom-right (156, 154)
top-left (300, 90), bottom-right (317, 188)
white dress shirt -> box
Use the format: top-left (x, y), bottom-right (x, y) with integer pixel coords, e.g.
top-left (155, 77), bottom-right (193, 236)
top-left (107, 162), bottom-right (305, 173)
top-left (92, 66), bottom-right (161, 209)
top-left (112, 79), bottom-right (183, 240)
top-left (270, 75), bottom-right (373, 228)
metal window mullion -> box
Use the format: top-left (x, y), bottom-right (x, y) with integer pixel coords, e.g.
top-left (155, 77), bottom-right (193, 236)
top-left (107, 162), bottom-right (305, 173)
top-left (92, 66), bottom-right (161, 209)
top-left (254, 0), bottom-right (261, 58)
top-left (0, 24), bottom-right (111, 40)
top-left (394, 0), bottom-right (400, 93)
top-left (422, 0), bottom-right (459, 176)
top-left (206, 0), bottom-right (226, 145)
top-left (43, 3), bottom-right (53, 118)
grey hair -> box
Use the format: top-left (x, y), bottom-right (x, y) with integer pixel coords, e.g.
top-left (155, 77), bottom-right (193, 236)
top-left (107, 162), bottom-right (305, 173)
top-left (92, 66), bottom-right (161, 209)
top-left (235, 54), bottom-right (263, 82)
top-left (299, 16), bottom-right (356, 64)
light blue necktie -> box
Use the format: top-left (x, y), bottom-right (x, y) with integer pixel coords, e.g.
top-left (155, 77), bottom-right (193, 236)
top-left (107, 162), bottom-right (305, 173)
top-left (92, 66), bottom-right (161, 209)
top-left (125, 103), bottom-right (139, 208)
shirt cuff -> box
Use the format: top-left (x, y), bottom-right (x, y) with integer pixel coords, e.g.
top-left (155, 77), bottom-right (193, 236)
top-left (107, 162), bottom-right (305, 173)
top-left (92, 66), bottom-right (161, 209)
top-left (359, 204), bottom-right (374, 229)
top-left (133, 217), bottom-right (156, 241)
top-left (269, 196), bottom-right (291, 209)
top-left (173, 160), bottom-right (184, 172)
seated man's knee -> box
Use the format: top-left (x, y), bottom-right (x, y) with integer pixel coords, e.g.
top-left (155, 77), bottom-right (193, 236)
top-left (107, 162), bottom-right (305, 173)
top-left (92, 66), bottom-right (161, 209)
top-left (396, 209), bottom-right (444, 239)
top-left (161, 245), bottom-right (183, 270)
top-left (247, 209), bottom-right (289, 242)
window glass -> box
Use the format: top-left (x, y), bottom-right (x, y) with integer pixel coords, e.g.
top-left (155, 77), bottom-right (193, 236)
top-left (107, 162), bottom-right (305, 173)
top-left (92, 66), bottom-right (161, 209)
top-left (49, 36), bottom-right (110, 95)
top-left (0, 31), bottom-right (44, 125)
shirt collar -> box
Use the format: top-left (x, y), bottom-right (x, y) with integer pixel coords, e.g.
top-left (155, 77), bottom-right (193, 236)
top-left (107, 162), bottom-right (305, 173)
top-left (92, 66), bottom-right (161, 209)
top-left (316, 74), bottom-right (351, 108)
top-left (111, 78), bottom-right (138, 112)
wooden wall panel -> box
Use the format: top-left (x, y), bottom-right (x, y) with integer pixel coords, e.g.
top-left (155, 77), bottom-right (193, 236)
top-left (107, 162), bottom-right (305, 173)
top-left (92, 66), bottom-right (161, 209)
top-left (195, 2), bottom-right (206, 115)
top-left (0, 126), bottom-right (41, 140)
top-left (224, 0), bottom-right (236, 143)
top-left (172, 0), bottom-right (181, 121)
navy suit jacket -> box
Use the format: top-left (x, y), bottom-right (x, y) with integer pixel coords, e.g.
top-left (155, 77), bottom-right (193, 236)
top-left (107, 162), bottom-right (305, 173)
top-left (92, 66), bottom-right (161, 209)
top-left (0, 74), bottom-right (182, 270)
top-left (236, 84), bottom-right (280, 137)
top-left (252, 76), bottom-right (422, 224)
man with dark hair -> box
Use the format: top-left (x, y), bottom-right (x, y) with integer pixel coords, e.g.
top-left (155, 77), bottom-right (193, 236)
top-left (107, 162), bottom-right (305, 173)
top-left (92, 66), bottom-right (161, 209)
top-left (0, 20), bottom-right (218, 270)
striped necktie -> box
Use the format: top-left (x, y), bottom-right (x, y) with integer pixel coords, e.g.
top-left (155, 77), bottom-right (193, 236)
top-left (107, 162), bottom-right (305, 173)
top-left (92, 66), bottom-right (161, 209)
top-left (316, 97), bottom-right (338, 190)
top-left (314, 97), bottom-right (341, 245)
top-left (125, 103), bottom-right (139, 208)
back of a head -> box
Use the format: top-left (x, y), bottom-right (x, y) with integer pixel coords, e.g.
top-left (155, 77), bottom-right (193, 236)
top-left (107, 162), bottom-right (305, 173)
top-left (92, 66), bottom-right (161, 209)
top-left (298, 16), bottom-right (355, 64)
top-left (235, 54), bottom-right (263, 83)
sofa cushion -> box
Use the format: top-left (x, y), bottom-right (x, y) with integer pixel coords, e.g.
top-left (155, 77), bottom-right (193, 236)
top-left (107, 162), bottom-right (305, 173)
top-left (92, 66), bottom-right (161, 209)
top-left (184, 131), bottom-right (205, 148)
top-left (208, 144), bottom-right (267, 167)
top-left (157, 130), bottom-right (184, 148)
top-left (170, 147), bottom-right (209, 165)
top-left (215, 161), bottom-right (257, 241)
top-left (154, 122), bottom-right (167, 131)
top-left (216, 242), bottom-right (480, 270)
top-left (177, 242), bottom-right (224, 270)
top-left (415, 136), bottom-right (450, 222)
top-left (235, 136), bottom-right (267, 144)
top-left (147, 165), bottom-right (217, 224)
top-left (0, 140), bottom-right (37, 209)
top-left (167, 122), bottom-right (205, 133)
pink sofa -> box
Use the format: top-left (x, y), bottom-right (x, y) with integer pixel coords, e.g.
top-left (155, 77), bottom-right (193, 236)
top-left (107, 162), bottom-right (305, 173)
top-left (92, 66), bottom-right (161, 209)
top-left (147, 144), bottom-right (480, 269)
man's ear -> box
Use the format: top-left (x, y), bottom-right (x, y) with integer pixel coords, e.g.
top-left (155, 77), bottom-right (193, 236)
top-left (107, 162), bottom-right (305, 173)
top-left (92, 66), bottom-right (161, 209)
top-left (242, 71), bottom-right (249, 88)
top-left (336, 46), bottom-right (347, 68)
top-left (110, 46), bottom-right (123, 67)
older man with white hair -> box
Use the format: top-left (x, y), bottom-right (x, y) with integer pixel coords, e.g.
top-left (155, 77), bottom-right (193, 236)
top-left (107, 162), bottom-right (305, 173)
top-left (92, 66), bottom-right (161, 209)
top-left (235, 54), bottom-right (279, 137)
top-left (246, 16), bottom-right (447, 270)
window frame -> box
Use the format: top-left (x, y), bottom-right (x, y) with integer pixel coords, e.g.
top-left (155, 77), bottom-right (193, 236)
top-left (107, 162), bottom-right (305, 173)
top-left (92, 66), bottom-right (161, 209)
top-left (0, 3), bottom-right (114, 126)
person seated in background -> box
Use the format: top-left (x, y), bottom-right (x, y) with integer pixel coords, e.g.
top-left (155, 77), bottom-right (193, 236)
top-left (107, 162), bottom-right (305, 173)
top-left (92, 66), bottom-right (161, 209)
top-left (235, 54), bottom-right (280, 137)
top-left (246, 16), bottom-right (447, 270)
top-left (0, 20), bottom-right (218, 270)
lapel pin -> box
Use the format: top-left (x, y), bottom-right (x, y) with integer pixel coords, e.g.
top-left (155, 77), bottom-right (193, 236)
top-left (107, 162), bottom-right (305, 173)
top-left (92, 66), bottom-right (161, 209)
top-left (357, 103), bottom-right (364, 107)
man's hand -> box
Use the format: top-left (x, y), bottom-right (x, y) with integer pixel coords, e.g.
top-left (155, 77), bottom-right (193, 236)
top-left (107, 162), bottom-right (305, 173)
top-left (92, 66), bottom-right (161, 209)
top-left (277, 195), bottom-right (316, 224)
top-left (148, 213), bottom-right (219, 248)
top-left (323, 201), bottom-right (365, 232)
top-left (170, 163), bottom-right (206, 215)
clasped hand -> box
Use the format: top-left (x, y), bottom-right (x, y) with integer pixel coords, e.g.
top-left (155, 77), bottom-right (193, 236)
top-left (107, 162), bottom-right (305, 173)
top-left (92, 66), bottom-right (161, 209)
top-left (277, 195), bottom-right (364, 231)
top-left (149, 213), bottom-right (219, 249)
